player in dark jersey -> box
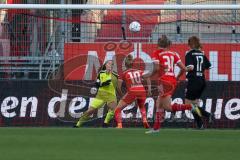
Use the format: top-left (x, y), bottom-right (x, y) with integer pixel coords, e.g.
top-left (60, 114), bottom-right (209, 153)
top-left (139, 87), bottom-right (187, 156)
top-left (185, 36), bottom-right (214, 129)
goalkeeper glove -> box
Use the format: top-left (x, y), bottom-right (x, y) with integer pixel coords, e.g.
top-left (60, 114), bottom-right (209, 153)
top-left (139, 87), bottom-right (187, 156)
top-left (95, 79), bottom-right (111, 87)
top-left (101, 79), bottom-right (112, 87)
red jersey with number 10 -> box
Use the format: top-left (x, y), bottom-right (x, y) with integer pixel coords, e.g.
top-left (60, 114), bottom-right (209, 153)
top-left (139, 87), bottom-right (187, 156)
top-left (151, 49), bottom-right (182, 78)
top-left (121, 69), bottom-right (145, 92)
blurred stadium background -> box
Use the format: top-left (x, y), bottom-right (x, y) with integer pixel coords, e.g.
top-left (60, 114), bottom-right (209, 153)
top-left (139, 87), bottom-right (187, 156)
top-left (1, 0), bottom-right (239, 79)
top-left (0, 0), bottom-right (239, 128)
top-left (0, 1), bottom-right (240, 160)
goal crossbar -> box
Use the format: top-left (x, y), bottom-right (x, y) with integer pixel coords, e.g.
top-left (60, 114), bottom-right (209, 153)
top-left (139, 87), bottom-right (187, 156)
top-left (0, 4), bottom-right (240, 10)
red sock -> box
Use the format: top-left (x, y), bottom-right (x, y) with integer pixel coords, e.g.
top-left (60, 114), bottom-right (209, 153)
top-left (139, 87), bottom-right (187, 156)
top-left (0, 117), bottom-right (2, 126)
top-left (139, 106), bottom-right (147, 121)
top-left (153, 109), bottom-right (164, 130)
top-left (139, 106), bottom-right (150, 128)
top-left (153, 111), bottom-right (160, 130)
top-left (114, 108), bottom-right (122, 125)
top-left (171, 103), bottom-right (192, 112)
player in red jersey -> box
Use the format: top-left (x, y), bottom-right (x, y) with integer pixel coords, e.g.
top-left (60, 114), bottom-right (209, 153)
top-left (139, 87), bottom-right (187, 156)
top-left (146, 35), bottom-right (201, 133)
top-left (115, 54), bottom-right (152, 129)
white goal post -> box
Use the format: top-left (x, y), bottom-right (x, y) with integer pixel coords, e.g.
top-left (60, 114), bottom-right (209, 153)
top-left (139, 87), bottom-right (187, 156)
top-left (0, 4), bottom-right (240, 10)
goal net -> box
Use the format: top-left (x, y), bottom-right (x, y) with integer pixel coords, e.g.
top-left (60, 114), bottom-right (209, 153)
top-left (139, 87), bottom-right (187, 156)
top-left (0, 2), bottom-right (239, 128)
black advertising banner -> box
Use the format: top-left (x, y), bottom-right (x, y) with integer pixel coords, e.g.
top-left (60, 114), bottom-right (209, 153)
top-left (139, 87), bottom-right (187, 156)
top-left (0, 80), bottom-right (239, 128)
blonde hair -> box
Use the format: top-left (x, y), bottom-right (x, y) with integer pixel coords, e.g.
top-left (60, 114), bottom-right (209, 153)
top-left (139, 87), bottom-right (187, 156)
top-left (158, 35), bottom-right (171, 48)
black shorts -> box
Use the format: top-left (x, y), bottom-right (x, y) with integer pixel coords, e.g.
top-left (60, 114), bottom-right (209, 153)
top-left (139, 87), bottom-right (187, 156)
top-left (185, 78), bottom-right (206, 100)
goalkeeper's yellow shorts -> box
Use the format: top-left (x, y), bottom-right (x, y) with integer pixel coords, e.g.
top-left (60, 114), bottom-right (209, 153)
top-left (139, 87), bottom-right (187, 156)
top-left (90, 94), bottom-right (117, 109)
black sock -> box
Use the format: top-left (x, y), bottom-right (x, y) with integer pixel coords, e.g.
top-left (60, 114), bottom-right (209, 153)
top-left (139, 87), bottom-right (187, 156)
top-left (192, 112), bottom-right (203, 128)
top-left (199, 107), bottom-right (210, 118)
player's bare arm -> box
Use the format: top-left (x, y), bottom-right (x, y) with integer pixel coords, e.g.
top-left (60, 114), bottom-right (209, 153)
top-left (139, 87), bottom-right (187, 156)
top-left (117, 79), bottom-right (124, 97)
top-left (176, 62), bottom-right (187, 81)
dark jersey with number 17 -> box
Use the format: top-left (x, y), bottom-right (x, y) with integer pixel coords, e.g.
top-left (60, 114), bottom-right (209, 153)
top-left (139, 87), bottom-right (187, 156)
top-left (185, 49), bottom-right (211, 79)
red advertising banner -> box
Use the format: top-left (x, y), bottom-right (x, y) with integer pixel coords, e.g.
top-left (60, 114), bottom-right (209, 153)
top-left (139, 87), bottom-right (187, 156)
top-left (64, 43), bottom-right (240, 81)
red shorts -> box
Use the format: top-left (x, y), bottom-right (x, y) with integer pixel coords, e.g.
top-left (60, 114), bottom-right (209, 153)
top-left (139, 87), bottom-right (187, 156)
top-left (158, 75), bottom-right (177, 97)
top-left (122, 87), bottom-right (146, 107)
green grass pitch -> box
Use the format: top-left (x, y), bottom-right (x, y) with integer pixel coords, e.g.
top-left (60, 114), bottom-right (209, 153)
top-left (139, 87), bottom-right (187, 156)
top-left (0, 128), bottom-right (239, 160)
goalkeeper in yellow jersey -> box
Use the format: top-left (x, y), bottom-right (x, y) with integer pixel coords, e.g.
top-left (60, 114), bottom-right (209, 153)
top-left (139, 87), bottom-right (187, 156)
top-left (74, 60), bottom-right (121, 128)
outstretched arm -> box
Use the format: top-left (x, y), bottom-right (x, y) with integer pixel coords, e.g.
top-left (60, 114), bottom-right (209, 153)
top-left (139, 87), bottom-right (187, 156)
top-left (176, 62), bottom-right (193, 81)
top-left (95, 73), bottom-right (112, 88)
top-left (117, 79), bottom-right (124, 97)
